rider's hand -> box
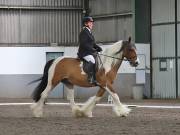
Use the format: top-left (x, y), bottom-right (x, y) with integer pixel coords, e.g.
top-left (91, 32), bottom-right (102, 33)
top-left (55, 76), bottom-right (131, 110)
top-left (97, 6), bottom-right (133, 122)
top-left (96, 47), bottom-right (102, 52)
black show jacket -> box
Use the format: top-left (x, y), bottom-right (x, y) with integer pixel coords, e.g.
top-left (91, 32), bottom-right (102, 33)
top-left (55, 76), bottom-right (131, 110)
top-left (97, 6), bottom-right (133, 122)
top-left (77, 27), bottom-right (102, 59)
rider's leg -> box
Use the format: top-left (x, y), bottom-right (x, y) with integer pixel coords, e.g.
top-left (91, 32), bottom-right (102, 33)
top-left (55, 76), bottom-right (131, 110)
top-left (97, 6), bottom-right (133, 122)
top-left (83, 55), bottom-right (97, 85)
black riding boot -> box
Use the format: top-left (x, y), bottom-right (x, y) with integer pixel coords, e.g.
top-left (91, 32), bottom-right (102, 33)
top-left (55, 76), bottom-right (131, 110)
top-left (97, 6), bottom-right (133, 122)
top-left (87, 62), bottom-right (98, 85)
top-left (92, 64), bottom-right (98, 85)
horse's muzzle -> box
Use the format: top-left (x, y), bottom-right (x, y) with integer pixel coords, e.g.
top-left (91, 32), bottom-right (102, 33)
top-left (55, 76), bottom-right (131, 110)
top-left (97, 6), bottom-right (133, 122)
top-left (130, 57), bottom-right (140, 67)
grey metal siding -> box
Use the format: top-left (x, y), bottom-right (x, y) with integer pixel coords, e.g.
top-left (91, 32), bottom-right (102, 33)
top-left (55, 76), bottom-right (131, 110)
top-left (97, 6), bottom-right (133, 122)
top-left (0, 0), bottom-right (83, 46)
top-left (178, 0), bottom-right (180, 21)
top-left (89, 0), bottom-right (133, 42)
top-left (93, 16), bottom-right (132, 42)
top-left (90, 0), bottom-right (131, 15)
top-left (152, 25), bottom-right (175, 58)
top-left (151, 0), bottom-right (175, 24)
top-left (178, 24), bottom-right (180, 56)
top-left (0, 10), bottom-right (20, 43)
top-left (178, 2), bottom-right (180, 56)
top-left (152, 59), bottom-right (176, 98)
top-left (179, 59), bottom-right (180, 98)
top-left (20, 10), bottom-right (81, 44)
top-left (151, 0), bottom-right (177, 98)
top-left (0, 0), bottom-right (82, 7)
top-left (178, 23), bottom-right (180, 97)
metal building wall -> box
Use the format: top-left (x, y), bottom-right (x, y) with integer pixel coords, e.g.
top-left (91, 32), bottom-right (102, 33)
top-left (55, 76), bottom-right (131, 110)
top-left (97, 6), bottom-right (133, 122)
top-left (0, 0), bottom-right (83, 46)
top-left (178, 0), bottom-right (180, 97)
top-left (152, 25), bottom-right (176, 98)
top-left (0, 0), bottom-right (82, 6)
top-left (151, 0), bottom-right (178, 98)
top-left (89, 0), bottom-right (133, 43)
top-left (179, 58), bottom-right (180, 98)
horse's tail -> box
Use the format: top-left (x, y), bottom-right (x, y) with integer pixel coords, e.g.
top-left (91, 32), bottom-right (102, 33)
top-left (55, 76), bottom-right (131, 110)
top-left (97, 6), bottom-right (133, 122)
top-left (31, 59), bottom-right (55, 102)
top-left (27, 77), bottom-right (42, 85)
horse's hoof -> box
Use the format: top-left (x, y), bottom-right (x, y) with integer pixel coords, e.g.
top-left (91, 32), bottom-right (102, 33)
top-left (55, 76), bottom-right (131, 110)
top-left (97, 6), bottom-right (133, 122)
top-left (86, 112), bottom-right (93, 117)
top-left (31, 103), bottom-right (43, 117)
top-left (113, 105), bottom-right (131, 117)
top-left (72, 105), bottom-right (93, 118)
top-left (72, 105), bottom-right (83, 117)
top-left (32, 108), bottom-right (43, 117)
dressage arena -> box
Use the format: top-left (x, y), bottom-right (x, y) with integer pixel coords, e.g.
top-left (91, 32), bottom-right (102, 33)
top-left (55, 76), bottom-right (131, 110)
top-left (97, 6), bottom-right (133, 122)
top-left (0, 0), bottom-right (180, 135)
top-left (0, 99), bottom-right (180, 135)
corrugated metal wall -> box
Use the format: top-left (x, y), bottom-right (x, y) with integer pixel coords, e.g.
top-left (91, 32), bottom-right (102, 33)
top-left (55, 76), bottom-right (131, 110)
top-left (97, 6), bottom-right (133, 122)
top-left (152, 25), bottom-right (175, 57)
top-left (89, 0), bottom-right (133, 43)
top-left (0, 0), bottom-right (133, 45)
top-left (179, 59), bottom-right (180, 98)
top-left (151, 0), bottom-right (175, 24)
top-left (178, 0), bottom-right (180, 97)
top-left (0, 0), bottom-right (83, 46)
top-left (152, 59), bottom-right (176, 98)
top-left (0, 0), bottom-right (82, 6)
top-left (151, 0), bottom-right (177, 98)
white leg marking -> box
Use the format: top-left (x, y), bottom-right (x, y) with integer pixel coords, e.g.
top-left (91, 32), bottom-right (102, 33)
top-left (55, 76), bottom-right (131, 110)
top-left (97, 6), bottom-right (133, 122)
top-left (31, 84), bottom-right (52, 117)
top-left (105, 87), bottom-right (131, 117)
top-left (71, 105), bottom-right (84, 117)
top-left (82, 96), bottom-right (102, 117)
top-left (67, 88), bottom-right (75, 105)
top-left (31, 103), bottom-right (43, 117)
top-left (65, 85), bottom-right (75, 107)
top-left (74, 96), bottom-right (101, 117)
top-left (64, 85), bottom-right (83, 117)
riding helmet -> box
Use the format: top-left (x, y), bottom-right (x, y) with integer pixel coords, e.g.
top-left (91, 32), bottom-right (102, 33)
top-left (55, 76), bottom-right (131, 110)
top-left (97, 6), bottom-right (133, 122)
top-left (82, 16), bottom-right (94, 25)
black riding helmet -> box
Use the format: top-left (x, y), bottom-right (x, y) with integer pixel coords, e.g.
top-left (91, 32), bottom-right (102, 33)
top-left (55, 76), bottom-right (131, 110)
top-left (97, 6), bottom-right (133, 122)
top-left (82, 16), bottom-right (94, 26)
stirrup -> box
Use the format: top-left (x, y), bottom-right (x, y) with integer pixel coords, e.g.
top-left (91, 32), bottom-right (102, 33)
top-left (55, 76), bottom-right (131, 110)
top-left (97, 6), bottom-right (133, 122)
top-left (88, 78), bottom-right (99, 86)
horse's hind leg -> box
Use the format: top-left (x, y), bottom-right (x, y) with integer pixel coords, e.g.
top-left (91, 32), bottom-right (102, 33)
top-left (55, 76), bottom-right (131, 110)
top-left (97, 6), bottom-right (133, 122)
top-left (31, 83), bottom-right (53, 117)
top-left (63, 81), bottom-right (82, 117)
top-left (62, 80), bottom-right (75, 106)
top-left (80, 88), bottom-right (105, 117)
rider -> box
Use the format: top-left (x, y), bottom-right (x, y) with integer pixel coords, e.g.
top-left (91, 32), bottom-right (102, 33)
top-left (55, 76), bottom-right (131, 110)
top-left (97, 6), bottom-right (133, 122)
top-left (77, 16), bottom-right (102, 85)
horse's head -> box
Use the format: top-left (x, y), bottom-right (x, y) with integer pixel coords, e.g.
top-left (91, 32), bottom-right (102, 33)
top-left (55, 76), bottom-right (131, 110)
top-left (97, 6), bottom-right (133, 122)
top-left (121, 37), bottom-right (139, 67)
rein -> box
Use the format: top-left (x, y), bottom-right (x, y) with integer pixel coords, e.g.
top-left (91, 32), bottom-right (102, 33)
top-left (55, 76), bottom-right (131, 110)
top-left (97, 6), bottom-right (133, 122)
top-left (99, 53), bottom-right (129, 61)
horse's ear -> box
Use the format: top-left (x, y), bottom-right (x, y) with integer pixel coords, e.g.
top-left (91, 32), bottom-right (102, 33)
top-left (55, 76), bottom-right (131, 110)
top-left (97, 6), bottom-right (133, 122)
top-left (128, 37), bottom-right (131, 43)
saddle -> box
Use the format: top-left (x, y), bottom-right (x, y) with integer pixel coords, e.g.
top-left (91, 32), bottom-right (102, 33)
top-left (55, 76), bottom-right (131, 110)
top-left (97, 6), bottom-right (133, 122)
top-left (78, 55), bottom-right (102, 85)
top-left (82, 57), bottom-right (99, 74)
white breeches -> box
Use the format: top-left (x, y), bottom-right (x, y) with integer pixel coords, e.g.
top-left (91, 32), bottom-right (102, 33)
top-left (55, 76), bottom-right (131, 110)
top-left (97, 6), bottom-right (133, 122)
top-left (83, 55), bottom-right (95, 64)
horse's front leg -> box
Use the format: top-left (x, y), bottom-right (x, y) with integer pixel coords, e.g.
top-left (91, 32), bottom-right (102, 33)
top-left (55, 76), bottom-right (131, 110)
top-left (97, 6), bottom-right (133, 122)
top-left (106, 83), bottom-right (131, 117)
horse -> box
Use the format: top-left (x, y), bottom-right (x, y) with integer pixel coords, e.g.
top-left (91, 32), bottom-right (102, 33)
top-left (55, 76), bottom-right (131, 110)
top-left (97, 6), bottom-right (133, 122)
top-left (30, 37), bottom-right (139, 117)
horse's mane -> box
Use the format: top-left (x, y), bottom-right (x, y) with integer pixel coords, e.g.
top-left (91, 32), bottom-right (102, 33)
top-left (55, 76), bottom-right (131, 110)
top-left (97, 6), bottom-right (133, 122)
top-left (101, 40), bottom-right (124, 73)
top-left (102, 40), bottom-right (124, 56)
